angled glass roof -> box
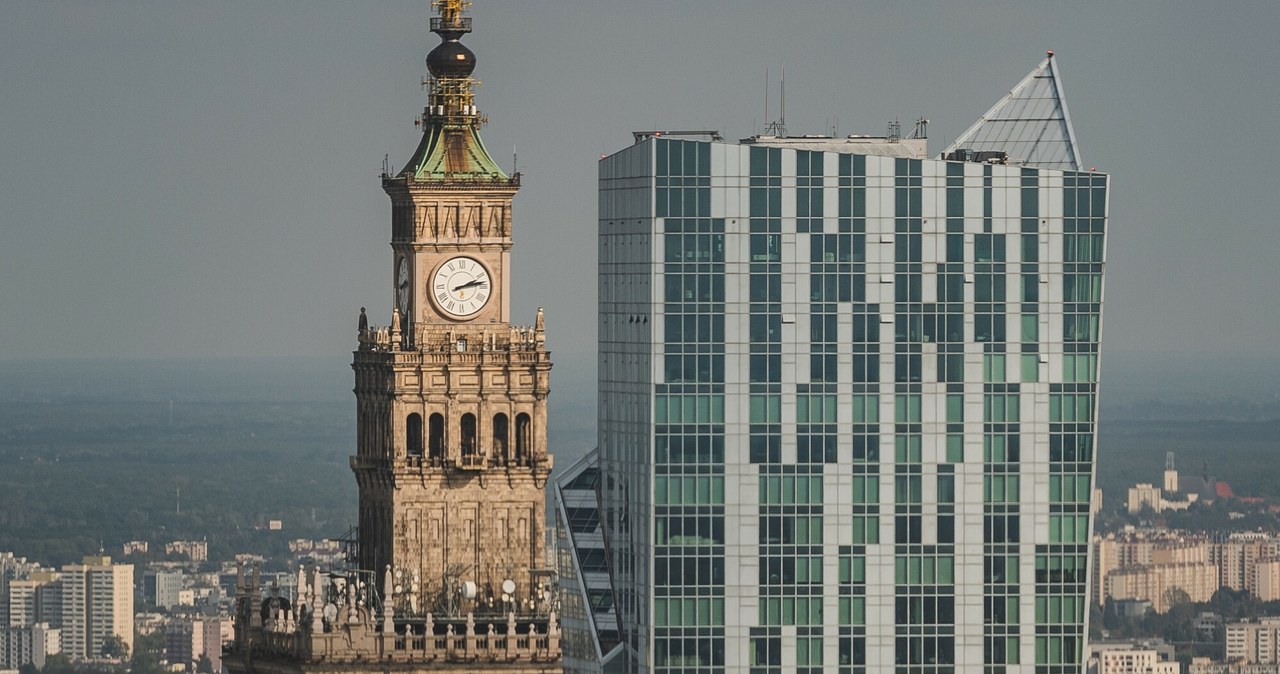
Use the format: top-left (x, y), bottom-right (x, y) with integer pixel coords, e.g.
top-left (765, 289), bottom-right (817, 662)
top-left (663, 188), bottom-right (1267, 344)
top-left (943, 53), bottom-right (1082, 171)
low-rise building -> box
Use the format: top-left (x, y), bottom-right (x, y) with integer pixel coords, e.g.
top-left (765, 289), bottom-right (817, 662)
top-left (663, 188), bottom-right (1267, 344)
top-left (1190, 656), bottom-right (1280, 674)
top-left (1088, 641), bottom-right (1178, 674)
top-left (164, 541), bottom-right (208, 563)
top-left (121, 541), bottom-right (148, 557)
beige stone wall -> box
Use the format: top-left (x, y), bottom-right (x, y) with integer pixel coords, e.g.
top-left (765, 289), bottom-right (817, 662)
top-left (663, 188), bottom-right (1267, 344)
top-left (354, 174), bottom-right (553, 615)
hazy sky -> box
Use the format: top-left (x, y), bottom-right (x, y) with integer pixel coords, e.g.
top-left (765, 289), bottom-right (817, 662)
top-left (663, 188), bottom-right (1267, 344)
top-left (3, 2), bottom-right (1278, 383)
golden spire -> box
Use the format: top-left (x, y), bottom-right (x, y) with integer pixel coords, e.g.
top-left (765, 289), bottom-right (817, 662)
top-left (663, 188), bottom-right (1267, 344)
top-left (431, 0), bottom-right (470, 27)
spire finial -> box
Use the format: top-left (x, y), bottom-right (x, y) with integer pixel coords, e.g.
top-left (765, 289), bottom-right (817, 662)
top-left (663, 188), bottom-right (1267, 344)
top-left (425, 0), bottom-right (479, 124)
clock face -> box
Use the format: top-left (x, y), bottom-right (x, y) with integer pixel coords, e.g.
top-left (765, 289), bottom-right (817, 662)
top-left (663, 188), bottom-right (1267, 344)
top-left (396, 258), bottom-right (410, 315)
top-left (431, 256), bottom-right (491, 318)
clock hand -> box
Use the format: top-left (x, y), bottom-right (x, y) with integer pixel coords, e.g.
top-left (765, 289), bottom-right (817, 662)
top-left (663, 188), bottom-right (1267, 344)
top-left (451, 279), bottom-right (487, 292)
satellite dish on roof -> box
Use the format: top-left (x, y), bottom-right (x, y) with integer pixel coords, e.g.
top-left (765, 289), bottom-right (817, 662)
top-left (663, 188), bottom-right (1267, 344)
top-left (322, 603), bottom-right (338, 623)
top-left (502, 579), bottom-right (516, 595)
top-left (461, 581), bottom-right (477, 599)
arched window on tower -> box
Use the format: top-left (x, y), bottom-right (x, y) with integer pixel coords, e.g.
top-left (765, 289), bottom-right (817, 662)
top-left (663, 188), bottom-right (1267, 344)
top-left (493, 413), bottom-right (510, 465)
top-left (406, 413), bottom-right (423, 461)
top-left (515, 413), bottom-right (532, 465)
top-left (460, 413), bottom-right (478, 466)
top-left (428, 413), bottom-right (445, 464)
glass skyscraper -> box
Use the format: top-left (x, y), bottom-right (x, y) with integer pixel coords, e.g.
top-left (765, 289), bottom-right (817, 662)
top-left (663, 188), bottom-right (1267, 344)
top-left (557, 54), bottom-right (1108, 674)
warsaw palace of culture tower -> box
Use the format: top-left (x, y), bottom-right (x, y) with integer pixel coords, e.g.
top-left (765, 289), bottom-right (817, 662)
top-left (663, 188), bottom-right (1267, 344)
top-left (225, 2), bottom-right (561, 672)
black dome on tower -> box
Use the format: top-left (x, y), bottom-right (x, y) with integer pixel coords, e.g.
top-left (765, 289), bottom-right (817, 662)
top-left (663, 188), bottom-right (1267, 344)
top-left (427, 38), bottom-right (475, 79)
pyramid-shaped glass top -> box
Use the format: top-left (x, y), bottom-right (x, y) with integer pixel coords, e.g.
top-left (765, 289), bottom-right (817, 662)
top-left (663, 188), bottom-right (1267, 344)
top-left (943, 53), bottom-right (1082, 171)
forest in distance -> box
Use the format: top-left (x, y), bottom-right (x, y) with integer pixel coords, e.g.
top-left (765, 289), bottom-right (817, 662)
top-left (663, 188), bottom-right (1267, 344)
top-left (0, 354), bottom-right (1277, 566)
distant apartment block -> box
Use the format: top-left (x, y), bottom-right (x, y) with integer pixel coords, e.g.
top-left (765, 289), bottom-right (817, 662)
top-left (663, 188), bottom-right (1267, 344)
top-left (1228, 618), bottom-right (1280, 664)
top-left (1215, 535), bottom-right (1280, 593)
top-left (143, 570), bottom-right (184, 609)
top-left (0, 623), bottom-right (60, 670)
top-left (287, 539), bottom-right (344, 566)
top-left (1094, 531), bottom-right (1216, 611)
top-left (59, 556), bottom-right (133, 660)
top-left (1253, 559), bottom-right (1280, 601)
top-left (0, 553), bottom-right (46, 630)
top-left (1106, 562), bottom-right (1217, 613)
top-left (165, 618), bottom-right (230, 672)
top-left (1127, 484), bottom-right (1165, 514)
top-left (121, 541), bottom-right (149, 556)
top-left (165, 541), bottom-right (208, 562)
top-left (4, 573), bottom-right (60, 629)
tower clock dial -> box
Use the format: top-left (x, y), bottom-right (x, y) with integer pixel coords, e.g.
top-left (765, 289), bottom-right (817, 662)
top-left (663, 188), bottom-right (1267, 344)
top-left (431, 256), bottom-right (491, 318)
top-left (396, 258), bottom-right (410, 316)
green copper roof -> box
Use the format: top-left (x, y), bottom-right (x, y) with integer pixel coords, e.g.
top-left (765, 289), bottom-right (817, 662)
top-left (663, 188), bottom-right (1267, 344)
top-left (399, 123), bottom-right (509, 182)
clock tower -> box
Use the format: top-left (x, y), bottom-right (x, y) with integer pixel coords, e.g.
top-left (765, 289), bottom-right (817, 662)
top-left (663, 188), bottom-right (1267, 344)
top-left (227, 4), bottom-right (560, 672)
top-left (353, 0), bottom-right (553, 609)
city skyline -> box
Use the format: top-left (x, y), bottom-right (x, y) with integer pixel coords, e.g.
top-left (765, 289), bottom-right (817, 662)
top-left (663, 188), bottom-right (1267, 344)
top-left (3, 2), bottom-right (1279, 379)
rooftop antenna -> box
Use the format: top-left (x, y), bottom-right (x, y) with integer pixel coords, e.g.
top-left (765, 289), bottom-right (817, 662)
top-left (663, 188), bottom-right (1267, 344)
top-left (908, 117), bottom-right (929, 140)
top-left (830, 92), bottom-right (838, 137)
top-left (512, 145), bottom-right (517, 176)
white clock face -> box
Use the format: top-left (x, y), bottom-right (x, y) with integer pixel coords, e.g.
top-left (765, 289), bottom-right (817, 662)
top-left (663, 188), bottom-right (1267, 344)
top-left (431, 256), bottom-right (491, 318)
top-left (396, 258), bottom-right (410, 315)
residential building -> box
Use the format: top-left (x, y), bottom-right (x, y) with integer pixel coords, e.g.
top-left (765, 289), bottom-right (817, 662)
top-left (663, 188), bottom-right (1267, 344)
top-left (572, 51), bottom-right (1108, 672)
top-left (1094, 534), bottom-right (1119, 606)
top-left (143, 570), bottom-right (184, 609)
top-left (121, 541), bottom-right (149, 557)
top-left (165, 541), bottom-right (208, 563)
top-left (0, 554), bottom-right (45, 630)
top-left (1096, 650), bottom-right (1178, 674)
top-left (4, 573), bottom-right (59, 629)
top-left (59, 556), bottom-right (132, 660)
top-left (1190, 656), bottom-right (1280, 674)
top-left (166, 618), bottom-right (229, 672)
top-left (1255, 559), bottom-right (1280, 601)
top-left (1127, 484), bottom-right (1163, 514)
top-left (1106, 562), bottom-right (1217, 613)
top-left (1087, 642), bottom-right (1178, 674)
top-left (0, 623), bottom-right (60, 670)
top-left (1228, 618), bottom-right (1280, 664)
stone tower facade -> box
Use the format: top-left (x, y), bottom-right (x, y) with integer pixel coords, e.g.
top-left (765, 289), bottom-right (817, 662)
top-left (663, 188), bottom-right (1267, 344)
top-left (226, 5), bottom-right (560, 673)
top-left (352, 0), bottom-right (553, 609)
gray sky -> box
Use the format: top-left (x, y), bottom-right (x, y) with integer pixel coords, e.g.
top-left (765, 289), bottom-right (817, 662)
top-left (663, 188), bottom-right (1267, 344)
top-left (3, 1), bottom-right (1278, 382)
